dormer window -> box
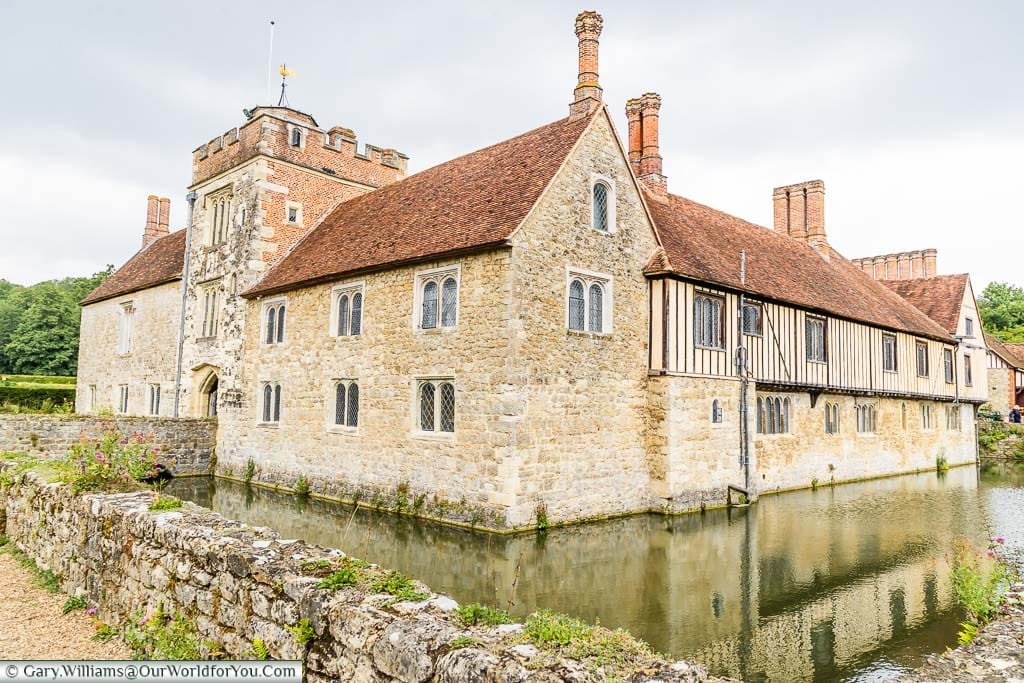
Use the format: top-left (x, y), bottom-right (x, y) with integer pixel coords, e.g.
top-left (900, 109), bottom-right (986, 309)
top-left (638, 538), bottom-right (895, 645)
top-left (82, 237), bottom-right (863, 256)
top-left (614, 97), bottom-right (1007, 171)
top-left (589, 174), bottom-right (616, 233)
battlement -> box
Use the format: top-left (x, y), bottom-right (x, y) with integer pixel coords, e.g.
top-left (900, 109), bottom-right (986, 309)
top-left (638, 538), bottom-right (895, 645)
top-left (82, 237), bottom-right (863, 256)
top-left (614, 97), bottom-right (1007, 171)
top-left (191, 106), bottom-right (408, 189)
top-left (852, 248), bottom-right (938, 281)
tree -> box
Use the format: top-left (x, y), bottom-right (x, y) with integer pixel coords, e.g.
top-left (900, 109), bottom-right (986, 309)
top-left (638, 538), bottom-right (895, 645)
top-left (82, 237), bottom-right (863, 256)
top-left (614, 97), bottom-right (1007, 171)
top-left (978, 282), bottom-right (1024, 343)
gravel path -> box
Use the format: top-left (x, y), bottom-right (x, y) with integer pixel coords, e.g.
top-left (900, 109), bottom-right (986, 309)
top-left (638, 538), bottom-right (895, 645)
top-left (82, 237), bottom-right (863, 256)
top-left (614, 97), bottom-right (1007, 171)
top-left (0, 551), bottom-right (130, 660)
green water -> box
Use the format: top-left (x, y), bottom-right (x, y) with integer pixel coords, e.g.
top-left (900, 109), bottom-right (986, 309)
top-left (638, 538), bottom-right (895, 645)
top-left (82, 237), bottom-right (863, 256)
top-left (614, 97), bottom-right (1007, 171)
top-left (167, 462), bottom-right (1024, 682)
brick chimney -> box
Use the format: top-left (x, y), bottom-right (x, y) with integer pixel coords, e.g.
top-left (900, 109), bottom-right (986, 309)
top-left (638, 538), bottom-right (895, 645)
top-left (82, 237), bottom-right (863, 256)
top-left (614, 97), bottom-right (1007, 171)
top-left (773, 180), bottom-right (827, 252)
top-left (143, 195), bottom-right (170, 248)
top-left (569, 11), bottom-right (603, 120)
top-left (625, 98), bottom-right (643, 175)
top-left (923, 248), bottom-right (938, 277)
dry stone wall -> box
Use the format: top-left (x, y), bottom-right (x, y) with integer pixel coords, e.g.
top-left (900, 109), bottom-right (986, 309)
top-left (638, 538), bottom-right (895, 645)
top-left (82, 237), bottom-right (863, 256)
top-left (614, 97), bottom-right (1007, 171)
top-left (0, 415), bottom-right (215, 475)
top-left (0, 467), bottom-right (720, 683)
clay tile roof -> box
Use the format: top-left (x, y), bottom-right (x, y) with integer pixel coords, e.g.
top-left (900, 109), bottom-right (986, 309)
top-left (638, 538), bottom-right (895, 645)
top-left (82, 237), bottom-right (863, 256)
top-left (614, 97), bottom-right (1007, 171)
top-left (985, 333), bottom-right (1024, 368)
top-left (80, 230), bottom-right (186, 306)
top-left (878, 275), bottom-right (969, 335)
top-left (642, 190), bottom-right (953, 341)
top-left (245, 113), bottom-right (595, 298)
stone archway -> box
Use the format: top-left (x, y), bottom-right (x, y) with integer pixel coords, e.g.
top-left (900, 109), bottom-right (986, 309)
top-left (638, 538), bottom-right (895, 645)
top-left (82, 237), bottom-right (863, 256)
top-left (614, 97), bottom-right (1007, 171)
top-left (192, 365), bottom-right (221, 418)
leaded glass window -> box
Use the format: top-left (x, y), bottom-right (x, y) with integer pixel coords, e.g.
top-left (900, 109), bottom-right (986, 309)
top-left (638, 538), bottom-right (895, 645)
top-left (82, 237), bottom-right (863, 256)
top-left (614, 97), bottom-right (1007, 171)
top-left (351, 292), bottom-right (362, 335)
top-left (420, 382), bottom-right (435, 431)
top-left (417, 379), bottom-right (455, 434)
top-left (334, 383), bottom-right (346, 426)
top-left (694, 294), bottom-right (724, 349)
top-left (588, 284), bottom-right (603, 333)
top-left (806, 317), bottom-right (826, 362)
top-left (569, 280), bottom-right (585, 331)
top-left (338, 294), bottom-right (350, 336)
top-left (593, 182), bottom-right (609, 232)
top-left (441, 278), bottom-right (458, 327)
top-left (421, 281), bottom-right (438, 330)
top-left (439, 382), bottom-right (455, 432)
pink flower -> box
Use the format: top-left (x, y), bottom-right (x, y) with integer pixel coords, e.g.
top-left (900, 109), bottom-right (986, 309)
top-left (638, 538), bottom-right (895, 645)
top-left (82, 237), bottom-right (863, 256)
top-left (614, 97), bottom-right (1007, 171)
top-left (139, 615), bottom-right (151, 626)
top-left (86, 607), bottom-right (97, 616)
top-left (996, 536), bottom-right (1006, 545)
top-left (987, 549), bottom-right (996, 558)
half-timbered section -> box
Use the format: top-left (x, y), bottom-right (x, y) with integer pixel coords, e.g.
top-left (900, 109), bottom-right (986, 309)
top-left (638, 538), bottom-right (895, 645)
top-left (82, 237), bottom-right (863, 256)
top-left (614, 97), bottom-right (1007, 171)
top-left (985, 333), bottom-right (1024, 416)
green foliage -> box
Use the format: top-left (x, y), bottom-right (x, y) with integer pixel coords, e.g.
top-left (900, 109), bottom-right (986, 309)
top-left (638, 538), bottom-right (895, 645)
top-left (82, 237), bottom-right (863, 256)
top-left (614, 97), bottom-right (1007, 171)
top-left (0, 540), bottom-right (61, 592)
top-left (249, 637), bottom-right (270, 660)
top-left (0, 386), bottom-right (75, 412)
top-left (317, 568), bottom-right (359, 590)
top-left (36, 568), bottom-right (61, 593)
top-left (300, 559), bottom-right (333, 575)
top-left (957, 620), bottom-right (980, 645)
top-left (62, 595), bottom-right (88, 614)
top-left (535, 502), bottom-right (549, 532)
top-left (450, 635), bottom-right (478, 649)
top-left (285, 618), bottom-right (316, 646)
top-left (0, 535), bottom-right (8, 547)
top-left (122, 605), bottom-right (204, 660)
top-left (523, 610), bottom-right (655, 668)
top-left (244, 458), bottom-right (256, 484)
top-left (937, 455), bottom-right (949, 473)
top-left (148, 495), bottom-right (183, 512)
top-left (294, 475), bottom-right (310, 497)
top-left (951, 539), bottom-right (1012, 625)
top-left (63, 426), bottom-right (161, 493)
top-left (455, 603), bottom-right (513, 627)
top-left (92, 624), bottom-right (118, 643)
top-left (0, 268), bottom-right (112, 376)
top-left (370, 570), bottom-right (429, 602)
top-left (978, 282), bottom-right (1024, 342)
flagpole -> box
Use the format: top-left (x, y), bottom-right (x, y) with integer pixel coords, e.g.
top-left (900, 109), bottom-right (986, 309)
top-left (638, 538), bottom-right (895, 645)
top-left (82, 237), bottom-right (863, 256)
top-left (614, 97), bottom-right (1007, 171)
top-left (266, 21), bottom-right (275, 103)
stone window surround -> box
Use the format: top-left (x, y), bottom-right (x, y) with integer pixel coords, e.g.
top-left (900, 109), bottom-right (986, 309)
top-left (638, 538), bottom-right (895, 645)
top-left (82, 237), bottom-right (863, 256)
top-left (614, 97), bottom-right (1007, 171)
top-left (756, 395), bottom-right (792, 437)
top-left (589, 173), bottom-right (617, 234)
top-left (921, 403), bottom-right (933, 430)
top-left (117, 384), bottom-right (129, 414)
top-left (329, 281), bottom-right (366, 338)
top-left (327, 378), bottom-right (360, 435)
top-left (565, 266), bottom-right (613, 336)
top-left (261, 297), bottom-right (288, 346)
top-left (258, 381), bottom-right (283, 426)
top-left (198, 279), bottom-right (222, 340)
top-left (411, 376), bottom-right (456, 442)
top-left (413, 264), bottom-right (461, 332)
top-left (854, 402), bottom-right (877, 436)
top-left (116, 300), bottom-right (135, 356)
top-left (205, 188), bottom-right (234, 246)
top-left (710, 399), bottom-right (724, 428)
top-left (287, 124), bottom-right (306, 149)
top-left (285, 200), bottom-right (303, 227)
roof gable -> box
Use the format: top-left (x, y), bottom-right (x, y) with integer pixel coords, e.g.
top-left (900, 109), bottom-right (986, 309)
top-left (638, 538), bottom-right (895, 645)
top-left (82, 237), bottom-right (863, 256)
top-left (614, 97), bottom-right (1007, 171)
top-left (642, 190), bottom-right (953, 340)
top-left (985, 333), bottom-right (1024, 368)
top-left (245, 112), bottom-right (596, 298)
top-left (878, 275), bottom-right (969, 335)
top-left (80, 230), bottom-right (186, 306)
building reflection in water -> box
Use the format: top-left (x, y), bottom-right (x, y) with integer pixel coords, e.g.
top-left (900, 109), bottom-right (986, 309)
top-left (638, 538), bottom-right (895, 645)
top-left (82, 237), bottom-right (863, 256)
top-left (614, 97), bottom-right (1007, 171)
top-left (170, 464), bottom-right (1020, 682)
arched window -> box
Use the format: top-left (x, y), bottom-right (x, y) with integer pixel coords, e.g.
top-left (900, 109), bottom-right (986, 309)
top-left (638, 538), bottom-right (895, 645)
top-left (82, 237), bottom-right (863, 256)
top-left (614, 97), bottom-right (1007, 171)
top-left (782, 398), bottom-right (791, 433)
top-left (588, 284), bottom-right (603, 333)
top-left (273, 384), bottom-right (282, 422)
top-left (568, 280), bottom-right (585, 331)
top-left (334, 383), bottom-right (346, 426)
top-left (757, 395), bottom-right (791, 434)
top-left (262, 384), bottom-right (272, 423)
top-left (441, 277), bottom-right (458, 327)
top-left (421, 281), bottom-right (438, 329)
top-left (825, 402), bottom-right (840, 434)
top-left (266, 306), bottom-right (276, 344)
top-left (350, 292), bottom-right (362, 335)
top-left (439, 382), bottom-right (455, 432)
top-left (756, 397), bottom-right (764, 433)
top-left (711, 399), bottom-right (723, 424)
top-left (592, 181), bottom-right (609, 232)
top-left (337, 294), bottom-right (350, 336)
top-left (347, 383), bottom-right (359, 427)
top-left (901, 403), bottom-right (908, 430)
top-left (276, 306), bottom-right (286, 343)
top-left (419, 382), bottom-right (436, 431)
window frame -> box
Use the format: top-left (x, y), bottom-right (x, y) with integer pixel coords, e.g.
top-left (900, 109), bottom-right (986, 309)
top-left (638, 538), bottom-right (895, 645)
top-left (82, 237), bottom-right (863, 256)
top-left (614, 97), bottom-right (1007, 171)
top-left (805, 316), bottom-right (827, 363)
top-left (693, 292), bottom-right (726, 350)
top-left (589, 173), bottom-right (617, 234)
top-left (741, 302), bottom-right (763, 337)
top-left (330, 281), bottom-right (366, 338)
top-left (117, 301), bottom-right (135, 355)
top-left (327, 379), bottom-right (360, 434)
top-left (963, 353), bottom-right (972, 387)
top-left (824, 401), bottom-right (840, 435)
top-left (921, 403), bottom-right (933, 430)
top-left (882, 333), bottom-right (898, 373)
top-left (916, 341), bottom-right (930, 378)
top-left (756, 395), bottom-right (791, 435)
top-left (258, 381), bottom-right (282, 425)
top-left (261, 298), bottom-right (288, 345)
top-left (943, 348), bottom-right (954, 383)
top-left (965, 317), bottom-right (974, 338)
top-left (414, 265), bottom-right (461, 331)
top-left (855, 402), bottom-right (877, 434)
top-left (148, 384), bottom-right (161, 416)
top-left (285, 201), bottom-right (303, 227)
top-left (566, 267), bottom-right (613, 335)
top-left (711, 399), bottom-right (724, 426)
top-left (288, 125), bottom-right (305, 149)
top-left (117, 384), bottom-right (129, 414)
top-left (206, 191), bottom-right (233, 246)
top-left (412, 377), bottom-right (456, 439)
top-left (947, 405), bottom-right (962, 431)
top-left (199, 281), bottom-right (222, 339)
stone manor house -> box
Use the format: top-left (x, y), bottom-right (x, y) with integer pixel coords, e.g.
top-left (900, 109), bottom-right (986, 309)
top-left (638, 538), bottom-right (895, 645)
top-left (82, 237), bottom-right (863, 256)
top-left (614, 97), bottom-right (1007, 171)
top-left (77, 11), bottom-right (986, 530)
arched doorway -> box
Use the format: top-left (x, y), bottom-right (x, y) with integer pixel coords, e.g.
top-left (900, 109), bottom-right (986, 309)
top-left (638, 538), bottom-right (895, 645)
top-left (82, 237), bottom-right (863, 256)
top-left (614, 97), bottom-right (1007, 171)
top-left (192, 365), bottom-right (221, 418)
top-left (202, 375), bottom-right (219, 417)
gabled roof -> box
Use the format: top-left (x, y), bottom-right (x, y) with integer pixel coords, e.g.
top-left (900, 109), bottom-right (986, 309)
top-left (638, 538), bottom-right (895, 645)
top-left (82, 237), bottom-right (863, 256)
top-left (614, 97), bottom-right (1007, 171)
top-left (245, 112), bottom-right (596, 298)
top-left (81, 230), bottom-right (186, 306)
top-left (642, 190), bottom-right (953, 341)
top-left (878, 275), bottom-right (969, 335)
top-left (985, 333), bottom-right (1024, 368)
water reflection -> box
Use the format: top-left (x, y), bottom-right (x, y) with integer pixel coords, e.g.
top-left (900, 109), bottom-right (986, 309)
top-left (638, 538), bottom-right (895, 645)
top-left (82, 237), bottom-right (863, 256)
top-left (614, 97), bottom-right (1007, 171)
top-left (168, 464), bottom-right (1024, 682)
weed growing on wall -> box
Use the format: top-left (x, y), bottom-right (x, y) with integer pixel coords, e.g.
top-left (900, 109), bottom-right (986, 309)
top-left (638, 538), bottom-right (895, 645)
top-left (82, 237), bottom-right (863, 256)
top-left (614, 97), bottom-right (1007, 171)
top-left (285, 619), bottom-right (316, 647)
top-left (523, 610), bottom-right (658, 670)
top-left (148, 495), bottom-right (183, 512)
top-left (64, 426), bottom-right (161, 493)
top-left (951, 537), bottom-right (1015, 643)
top-left (455, 603), bottom-right (513, 626)
top-left (62, 595), bottom-right (88, 614)
top-left (122, 603), bottom-right (205, 660)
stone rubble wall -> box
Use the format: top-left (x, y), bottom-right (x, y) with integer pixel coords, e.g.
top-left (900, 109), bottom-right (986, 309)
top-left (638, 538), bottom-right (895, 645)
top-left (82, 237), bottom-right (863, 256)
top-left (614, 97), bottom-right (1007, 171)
top-left (0, 468), bottom-right (719, 683)
top-left (979, 421), bottom-right (1024, 460)
top-left (0, 415), bottom-right (215, 476)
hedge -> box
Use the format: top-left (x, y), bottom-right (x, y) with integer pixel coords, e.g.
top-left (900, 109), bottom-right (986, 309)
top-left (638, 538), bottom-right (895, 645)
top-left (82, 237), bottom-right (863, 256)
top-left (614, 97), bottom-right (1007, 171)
top-left (0, 375), bottom-right (76, 387)
top-left (0, 386), bottom-right (75, 410)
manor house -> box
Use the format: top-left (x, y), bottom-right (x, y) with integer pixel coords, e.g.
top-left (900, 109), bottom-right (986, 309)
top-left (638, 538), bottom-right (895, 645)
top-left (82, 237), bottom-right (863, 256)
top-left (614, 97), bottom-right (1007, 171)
top-left (76, 11), bottom-right (985, 530)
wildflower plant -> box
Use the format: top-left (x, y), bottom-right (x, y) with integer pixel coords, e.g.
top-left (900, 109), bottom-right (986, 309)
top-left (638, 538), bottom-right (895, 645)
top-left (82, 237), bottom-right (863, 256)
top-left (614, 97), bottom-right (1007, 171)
top-left (63, 424), bottom-right (161, 493)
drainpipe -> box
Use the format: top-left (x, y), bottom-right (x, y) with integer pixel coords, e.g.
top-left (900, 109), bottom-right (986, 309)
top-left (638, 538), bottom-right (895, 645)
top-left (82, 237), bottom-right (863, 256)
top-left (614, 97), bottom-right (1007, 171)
top-left (172, 191), bottom-right (198, 418)
top-left (736, 251), bottom-right (753, 496)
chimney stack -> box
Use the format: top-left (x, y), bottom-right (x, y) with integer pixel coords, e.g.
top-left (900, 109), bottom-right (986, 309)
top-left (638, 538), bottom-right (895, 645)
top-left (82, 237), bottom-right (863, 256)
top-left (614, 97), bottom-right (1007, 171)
top-left (773, 180), bottom-right (826, 251)
top-left (923, 248), bottom-right (937, 277)
top-left (910, 251), bottom-right (924, 278)
top-left (143, 195), bottom-right (170, 248)
top-left (625, 98), bottom-right (643, 176)
top-left (569, 11), bottom-right (603, 120)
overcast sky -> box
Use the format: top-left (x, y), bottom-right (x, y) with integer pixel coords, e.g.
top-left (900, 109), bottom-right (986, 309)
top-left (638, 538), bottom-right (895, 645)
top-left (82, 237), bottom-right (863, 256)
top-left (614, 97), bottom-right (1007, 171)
top-left (2, 1), bottom-right (1021, 291)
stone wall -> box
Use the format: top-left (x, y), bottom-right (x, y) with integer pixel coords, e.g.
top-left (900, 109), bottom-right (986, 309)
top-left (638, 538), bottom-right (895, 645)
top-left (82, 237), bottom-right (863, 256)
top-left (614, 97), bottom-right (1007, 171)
top-left (0, 415), bottom-right (215, 475)
top-left (0, 469), bottom-right (716, 683)
top-left (76, 280), bottom-right (182, 416)
top-left (987, 366), bottom-right (1014, 417)
top-left (978, 420), bottom-right (1024, 460)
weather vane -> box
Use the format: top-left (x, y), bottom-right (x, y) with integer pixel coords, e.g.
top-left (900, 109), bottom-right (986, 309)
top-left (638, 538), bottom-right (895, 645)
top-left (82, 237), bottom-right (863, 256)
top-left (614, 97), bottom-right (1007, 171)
top-left (277, 63), bottom-right (295, 107)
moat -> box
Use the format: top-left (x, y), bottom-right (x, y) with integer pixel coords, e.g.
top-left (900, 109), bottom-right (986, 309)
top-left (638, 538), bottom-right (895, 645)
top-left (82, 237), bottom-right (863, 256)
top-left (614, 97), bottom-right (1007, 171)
top-left (167, 462), bottom-right (1024, 682)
